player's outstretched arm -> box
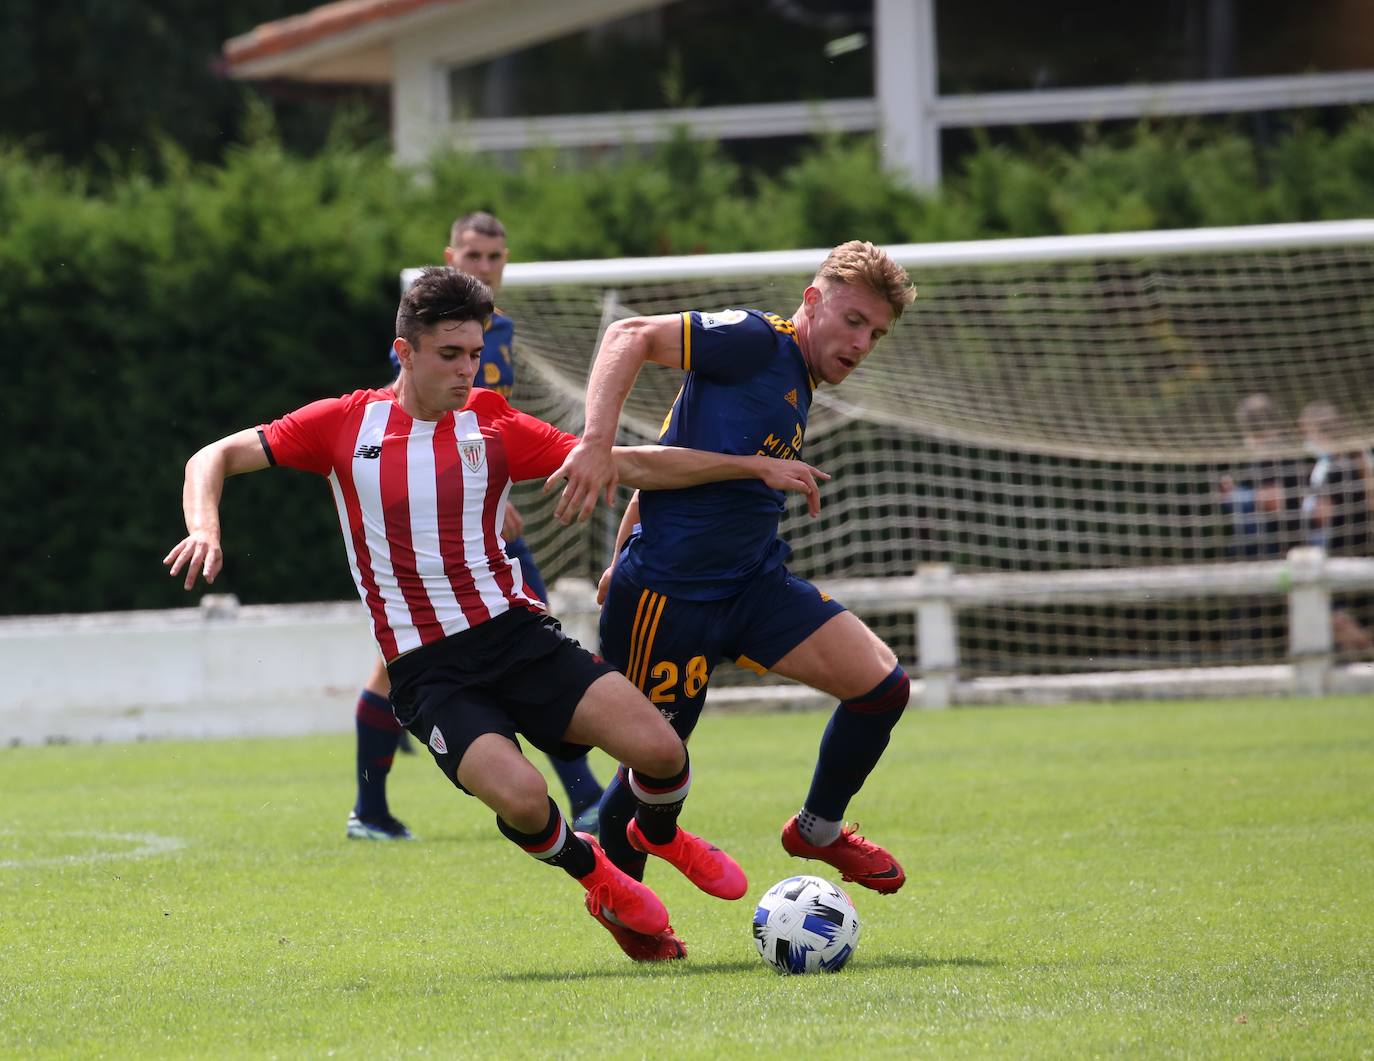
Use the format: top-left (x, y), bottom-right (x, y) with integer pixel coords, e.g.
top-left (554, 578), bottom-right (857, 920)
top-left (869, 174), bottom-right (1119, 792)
top-left (609, 448), bottom-right (829, 518)
top-left (552, 314), bottom-right (684, 523)
top-left (163, 428), bottom-right (270, 590)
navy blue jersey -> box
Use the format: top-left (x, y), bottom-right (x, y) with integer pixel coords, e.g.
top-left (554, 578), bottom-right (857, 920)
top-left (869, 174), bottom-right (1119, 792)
top-left (388, 308), bottom-right (515, 396)
top-left (477, 309), bottom-right (516, 395)
top-left (618, 308), bottom-right (814, 600)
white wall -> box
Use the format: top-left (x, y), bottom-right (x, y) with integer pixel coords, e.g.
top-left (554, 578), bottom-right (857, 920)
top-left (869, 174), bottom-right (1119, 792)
top-left (1, 597), bottom-right (376, 745)
top-left (10, 570), bottom-right (1370, 746)
top-left (0, 583), bottom-right (602, 746)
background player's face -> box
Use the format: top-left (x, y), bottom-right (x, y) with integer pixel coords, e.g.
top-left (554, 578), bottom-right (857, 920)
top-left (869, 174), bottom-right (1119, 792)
top-left (445, 230), bottom-right (508, 293)
top-left (397, 319), bottom-right (485, 414)
top-left (802, 280), bottom-right (894, 385)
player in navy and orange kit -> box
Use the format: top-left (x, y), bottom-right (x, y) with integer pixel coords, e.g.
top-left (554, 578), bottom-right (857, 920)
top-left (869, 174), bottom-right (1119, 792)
top-left (351, 212), bottom-right (604, 841)
top-left (166, 267), bottom-right (830, 960)
top-left (550, 242), bottom-right (917, 954)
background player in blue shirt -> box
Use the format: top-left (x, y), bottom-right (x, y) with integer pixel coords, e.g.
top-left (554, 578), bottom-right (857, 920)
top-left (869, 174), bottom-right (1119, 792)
top-left (550, 241), bottom-right (916, 957)
top-left (350, 212), bottom-right (605, 841)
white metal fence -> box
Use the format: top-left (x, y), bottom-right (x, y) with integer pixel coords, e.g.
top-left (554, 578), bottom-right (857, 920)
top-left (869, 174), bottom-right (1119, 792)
top-left (550, 547), bottom-right (1374, 710)
top-left (4, 548), bottom-right (1369, 744)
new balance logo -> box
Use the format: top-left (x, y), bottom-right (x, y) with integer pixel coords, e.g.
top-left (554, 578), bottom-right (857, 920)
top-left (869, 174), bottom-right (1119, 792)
top-left (354, 444), bottom-right (382, 460)
top-left (784, 388), bottom-right (798, 409)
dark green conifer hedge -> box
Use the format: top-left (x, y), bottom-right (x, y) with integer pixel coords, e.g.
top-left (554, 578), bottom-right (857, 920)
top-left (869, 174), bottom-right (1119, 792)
top-left (7, 113), bottom-right (1374, 613)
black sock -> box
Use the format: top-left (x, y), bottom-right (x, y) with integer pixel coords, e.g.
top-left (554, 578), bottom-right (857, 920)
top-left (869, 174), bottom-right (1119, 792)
top-left (496, 797), bottom-right (596, 880)
top-left (598, 768), bottom-right (648, 880)
top-left (354, 689), bottom-right (401, 819)
top-left (804, 666), bottom-right (909, 820)
top-left (628, 749), bottom-right (691, 846)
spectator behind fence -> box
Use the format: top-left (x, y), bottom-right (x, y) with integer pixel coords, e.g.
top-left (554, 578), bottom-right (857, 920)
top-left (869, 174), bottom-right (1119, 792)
top-left (1219, 393), bottom-right (1305, 560)
top-left (1298, 400), bottom-right (1373, 655)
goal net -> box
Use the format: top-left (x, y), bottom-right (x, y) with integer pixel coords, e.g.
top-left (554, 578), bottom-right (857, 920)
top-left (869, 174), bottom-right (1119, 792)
top-left (408, 220), bottom-right (1374, 686)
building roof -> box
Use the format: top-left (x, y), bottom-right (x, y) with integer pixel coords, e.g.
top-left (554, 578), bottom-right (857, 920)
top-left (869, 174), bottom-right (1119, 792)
top-left (223, 0), bottom-right (465, 78)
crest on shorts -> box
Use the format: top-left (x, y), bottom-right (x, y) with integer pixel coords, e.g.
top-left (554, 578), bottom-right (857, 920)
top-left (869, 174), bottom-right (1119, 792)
top-left (458, 440), bottom-right (486, 473)
top-left (429, 726), bottom-right (448, 755)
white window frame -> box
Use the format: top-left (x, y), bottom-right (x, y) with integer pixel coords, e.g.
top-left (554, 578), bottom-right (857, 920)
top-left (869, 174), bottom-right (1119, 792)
top-left (414, 0), bottom-right (1374, 187)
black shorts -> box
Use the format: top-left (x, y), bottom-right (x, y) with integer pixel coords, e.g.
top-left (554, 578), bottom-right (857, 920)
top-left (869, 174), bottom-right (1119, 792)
top-left (386, 607), bottom-right (616, 795)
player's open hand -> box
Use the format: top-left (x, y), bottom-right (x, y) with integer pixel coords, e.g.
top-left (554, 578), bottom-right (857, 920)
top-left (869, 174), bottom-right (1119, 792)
top-left (544, 439), bottom-right (618, 525)
top-left (756, 458), bottom-right (830, 518)
top-left (163, 531), bottom-right (223, 590)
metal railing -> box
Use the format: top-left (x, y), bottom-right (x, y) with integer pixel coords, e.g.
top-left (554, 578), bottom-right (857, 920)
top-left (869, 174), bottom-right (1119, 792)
top-left (549, 548), bottom-right (1374, 709)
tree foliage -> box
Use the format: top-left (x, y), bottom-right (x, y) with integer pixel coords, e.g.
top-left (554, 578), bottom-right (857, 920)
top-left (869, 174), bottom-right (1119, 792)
top-left (7, 111), bottom-right (1374, 614)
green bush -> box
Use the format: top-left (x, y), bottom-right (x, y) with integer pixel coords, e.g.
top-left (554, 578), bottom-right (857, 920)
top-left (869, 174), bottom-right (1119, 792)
top-left (7, 111), bottom-right (1374, 614)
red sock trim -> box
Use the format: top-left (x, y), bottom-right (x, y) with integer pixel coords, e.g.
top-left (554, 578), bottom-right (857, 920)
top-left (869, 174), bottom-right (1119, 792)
top-left (356, 695), bottom-right (402, 732)
top-left (841, 667), bottom-right (910, 715)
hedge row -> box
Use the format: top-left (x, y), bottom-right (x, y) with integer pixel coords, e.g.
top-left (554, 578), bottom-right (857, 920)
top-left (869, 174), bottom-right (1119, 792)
top-left (8, 110), bottom-right (1374, 614)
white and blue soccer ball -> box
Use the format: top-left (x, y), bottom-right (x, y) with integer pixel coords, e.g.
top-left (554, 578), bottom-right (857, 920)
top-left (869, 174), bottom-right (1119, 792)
top-left (752, 875), bottom-right (860, 974)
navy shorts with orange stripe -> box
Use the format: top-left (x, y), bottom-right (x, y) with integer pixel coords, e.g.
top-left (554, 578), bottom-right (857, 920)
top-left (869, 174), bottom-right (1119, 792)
top-left (598, 561), bottom-right (845, 739)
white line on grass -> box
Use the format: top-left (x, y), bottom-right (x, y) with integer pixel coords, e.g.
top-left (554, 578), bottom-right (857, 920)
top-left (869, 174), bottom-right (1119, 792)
top-left (0, 831), bottom-right (186, 869)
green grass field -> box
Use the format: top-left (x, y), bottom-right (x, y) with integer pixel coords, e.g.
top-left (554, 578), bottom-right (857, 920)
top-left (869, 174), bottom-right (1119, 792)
top-left (3, 695), bottom-right (1372, 1059)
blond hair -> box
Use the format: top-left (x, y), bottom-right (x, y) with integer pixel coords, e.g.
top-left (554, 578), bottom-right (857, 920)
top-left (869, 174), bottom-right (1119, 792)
top-left (815, 240), bottom-right (917, 319)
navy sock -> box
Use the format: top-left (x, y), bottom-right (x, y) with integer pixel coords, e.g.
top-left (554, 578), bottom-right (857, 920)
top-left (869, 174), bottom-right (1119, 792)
top-left (496, 797), bottom-right (596, 880)
top-left (803, 666), bottom-right (910, 821)
top-left (547, 753), bottom-right (605, 815)
top-left (354, 689), bottom-right (402, 819)
top-left (629, 750), bottom-right (691, 846)
top-left (597, 768), bottom-right (648, 880)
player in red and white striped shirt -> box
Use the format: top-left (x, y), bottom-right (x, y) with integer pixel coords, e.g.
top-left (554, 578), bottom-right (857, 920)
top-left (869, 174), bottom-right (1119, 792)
top-left (165, 267), bottom-right (829, 961)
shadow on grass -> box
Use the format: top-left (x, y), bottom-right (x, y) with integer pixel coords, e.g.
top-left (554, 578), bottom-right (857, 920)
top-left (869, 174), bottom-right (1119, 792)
top-left (492, 954), bottom-right (999, 982)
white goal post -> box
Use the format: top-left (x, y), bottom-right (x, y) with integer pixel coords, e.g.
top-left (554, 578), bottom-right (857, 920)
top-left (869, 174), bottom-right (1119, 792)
top-left (406, 219), bottom-right (1374, 706)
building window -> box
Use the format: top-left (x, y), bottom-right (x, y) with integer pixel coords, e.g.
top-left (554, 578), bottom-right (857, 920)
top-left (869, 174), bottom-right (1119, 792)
top-left (936, 0), bottom-right (1374, 95)
top-left (448, 0), bottom-right (872, 120)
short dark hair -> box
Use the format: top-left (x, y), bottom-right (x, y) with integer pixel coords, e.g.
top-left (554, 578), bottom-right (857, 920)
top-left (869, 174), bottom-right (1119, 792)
top-left (395, 267), bottom-right (493, 346)
top-left (450, 210), bottom-right (506, 245)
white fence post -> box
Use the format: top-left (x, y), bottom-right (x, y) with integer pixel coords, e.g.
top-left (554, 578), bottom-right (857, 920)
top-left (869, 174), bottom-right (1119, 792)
top-left (547, 577), bottom-right (600, 652)
top-left (916, 563), bottom-right (958, 708)
top-left (1287, 546), bottom-right (1333, 696)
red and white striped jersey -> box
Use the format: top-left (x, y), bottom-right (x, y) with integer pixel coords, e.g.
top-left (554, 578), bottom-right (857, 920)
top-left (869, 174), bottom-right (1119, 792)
top-left (259, 387), bottom-right (576, 662)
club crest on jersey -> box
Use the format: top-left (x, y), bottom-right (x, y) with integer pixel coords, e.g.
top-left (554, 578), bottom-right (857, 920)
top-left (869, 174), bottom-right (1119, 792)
top-left (699, 309), bottom-right (747, 330)
top-left (459, 440), bottom-right (486, 473)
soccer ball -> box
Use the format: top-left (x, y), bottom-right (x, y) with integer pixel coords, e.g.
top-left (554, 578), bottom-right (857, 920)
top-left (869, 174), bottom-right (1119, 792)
top-left (752, 875), bottom-right (860, 974)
